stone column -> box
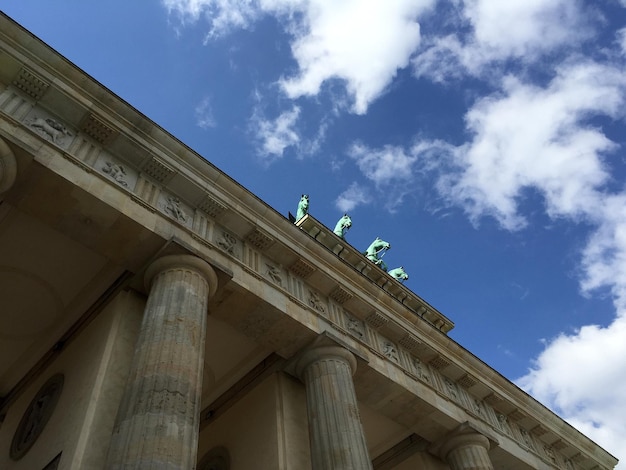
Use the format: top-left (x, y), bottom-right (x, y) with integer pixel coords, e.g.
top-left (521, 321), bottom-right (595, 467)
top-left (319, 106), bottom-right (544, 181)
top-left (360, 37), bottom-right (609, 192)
top-left (296, 345), bottom-right (372, 470)
top-left (106, 254), bottom-right (218, 470)
top-left (439, 429), bottom-right (494, 470)
top-left (0, 136), bottom-right (17, 198)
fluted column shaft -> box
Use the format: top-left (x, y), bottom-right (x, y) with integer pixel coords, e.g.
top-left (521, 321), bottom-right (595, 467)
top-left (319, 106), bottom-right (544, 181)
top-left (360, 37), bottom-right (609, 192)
top-left (297, 346), bottom-right (372, 470)
top-left (106, 255), bottom-right (217, 470)
top-left (440, 432), bottom-right (493, 470)
top-left (0, 136), bottom-right (17, 197)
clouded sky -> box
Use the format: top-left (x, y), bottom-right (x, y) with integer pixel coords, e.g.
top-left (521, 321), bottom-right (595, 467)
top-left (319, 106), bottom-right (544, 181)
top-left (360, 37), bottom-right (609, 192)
top-left (4, 1), bottom-right (626, 463)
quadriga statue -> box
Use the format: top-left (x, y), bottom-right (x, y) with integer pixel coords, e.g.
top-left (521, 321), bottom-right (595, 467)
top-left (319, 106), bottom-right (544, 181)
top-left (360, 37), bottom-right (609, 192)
top-left (333, 214), bottom-right (352, 239)
top-left (388, 266), bottom-right (409, 283)
top-left (295, 194), bottom-right (309, 223)
top-left (363, 237), bottom-right (391, 271)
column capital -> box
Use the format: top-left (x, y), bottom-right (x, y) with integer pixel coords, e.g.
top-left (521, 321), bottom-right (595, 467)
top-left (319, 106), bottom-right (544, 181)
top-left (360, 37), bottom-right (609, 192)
top-left (434, 423), bottom-right (496, 470)
top-left (295, 344), bottom-right (357, 379)
top-left (144, 254), bottom-right (218, 297)
top-left (0, 136), bottom-right (17, 195)
top-left (439, 431), bottom-right (490, 460)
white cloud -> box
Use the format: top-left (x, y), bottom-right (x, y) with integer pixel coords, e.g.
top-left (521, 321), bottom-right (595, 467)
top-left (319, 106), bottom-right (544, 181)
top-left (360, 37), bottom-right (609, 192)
top-left (335, 182), bottom-right (371, 213)
top-left (162, 0), bottom-right (263, 38)
top-left (278, 0), bottom-right (434, 114)
top-left (413, 0), bottom-right (593, 79)
top-left (195, 96), bottom-right (217, 128)
top-left (618, 27), bottom-right (626, 56)
top-left (347, 58), bottom-right (626, 461)
top-left (163, 0), bottom-right (435, 113)
top-left (251, 106), bottom-right (301, 160)
top-left (419, 60), bottom-right (626, 464)
top-left (517, 317), bottom-right (626, 461)
top-left (437, 61), bottom-right (624, 230)
top-left (348, 142), bottom-right (418, 186)
top-left (463, 0), bottom-right (588, 58)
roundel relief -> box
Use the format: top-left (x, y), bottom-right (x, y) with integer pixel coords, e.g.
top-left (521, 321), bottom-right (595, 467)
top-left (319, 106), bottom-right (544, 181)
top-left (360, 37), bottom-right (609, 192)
top-left (10, 373), bottom-right (64, 460)
top-left (198, 446), bottom-right (230, 470)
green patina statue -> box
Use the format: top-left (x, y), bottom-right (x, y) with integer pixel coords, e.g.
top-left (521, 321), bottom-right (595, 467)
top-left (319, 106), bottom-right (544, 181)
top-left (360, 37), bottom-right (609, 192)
top-left (388, 266), bottom-right (409, 283)
top-left (295, 194), bottom-right (309, 223)
top-left (333, 214), bottom-right (352, 239)
top-left (363, 237), bottom-right (391, 271)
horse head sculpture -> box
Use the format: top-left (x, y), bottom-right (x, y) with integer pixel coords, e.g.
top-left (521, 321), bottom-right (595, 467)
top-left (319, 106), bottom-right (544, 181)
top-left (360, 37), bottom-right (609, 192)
top-left (295, 194), bottom-right (309, 222)
top-left (333, 214), bottom-right (352, 239)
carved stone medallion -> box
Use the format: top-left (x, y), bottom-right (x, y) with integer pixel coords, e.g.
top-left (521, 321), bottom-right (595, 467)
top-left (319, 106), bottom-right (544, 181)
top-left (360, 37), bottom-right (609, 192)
top-left (198, 446), bottom-right (230, 470)
top-left (11, 374), bottom-right (64, 460)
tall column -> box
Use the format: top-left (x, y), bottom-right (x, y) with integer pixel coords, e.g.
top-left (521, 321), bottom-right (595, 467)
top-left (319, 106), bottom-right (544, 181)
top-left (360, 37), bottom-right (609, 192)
top-left (0, 136), bottom-right (17, 199)
top-left (439, 429), bottom-right (494, 470)
top-left (296, 345), bottom-right (372, 470)
top-left (106, 254), bottom-right (217, 470)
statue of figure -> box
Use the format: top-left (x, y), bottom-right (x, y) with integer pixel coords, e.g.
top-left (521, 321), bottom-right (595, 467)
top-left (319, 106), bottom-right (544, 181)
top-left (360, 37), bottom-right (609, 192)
top-left (164, 196), bottom-right (187, 222)
top-left (295, 194), bottom-right (309, 222)
top-left (388, 266), bottom-right (409, 283)
top-left (102, 161), bottom-right (128, 187)
top-left (363, 237), bottom-right (391, 271)
top-left (333, 214), bottom-right (352, 239)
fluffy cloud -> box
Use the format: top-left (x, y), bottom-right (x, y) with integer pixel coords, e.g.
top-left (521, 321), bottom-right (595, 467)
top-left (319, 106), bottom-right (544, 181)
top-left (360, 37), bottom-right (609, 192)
top-left (335, 182), bottom-right (371, 213)
top-left (437, 62), bottom-right (626, 462)
top-left (278, 0), bottom-right (433, 114)
top-left (163, 0), bottom-right (263, 37)
top-left (517, 317), bottom-right (626, 460)
top-left (163, 0), bottom-right (434, 113)
top-left (348, 142), bottom-right (418, 186)
top-left (413, 0), bottom-right (593, 79)
top-left (251, 106), bottom-right (301, 160)
top-left (347, 59), bottom-right (626, 460)
top-left (440, 60), bottom-right (623, 230)
top-left (195, 96), bottom-right (217, 128)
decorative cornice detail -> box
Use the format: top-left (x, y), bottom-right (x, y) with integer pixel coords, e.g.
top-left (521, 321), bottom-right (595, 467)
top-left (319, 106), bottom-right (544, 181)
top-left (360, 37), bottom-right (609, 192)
top-left (289, 258), bottom-right (315, 278)
top-left (531, 425), bottom-right (548, 437)
top-left (398, 333), bottom-right (421, 351)
top-left (508, 409), bottom-right (525, 421)
top-left (429, 356), bottom-right (451, 370)
top-left (197, 194), bottom-right (227, 218)
top-left (80, 113), bottom-right (118, 145)
top-left (457, 374), bottom-right (478, 389)
top-left (141, 156), bottom-right (176, 184)
top-left (245, 228), bottom-right (275, 251)
top-left (329, 285), bottom-right (353, 304)
top-left (365, 311), bottom-right (388, 329)
top-left (12, 67), bottom-right (49, 101)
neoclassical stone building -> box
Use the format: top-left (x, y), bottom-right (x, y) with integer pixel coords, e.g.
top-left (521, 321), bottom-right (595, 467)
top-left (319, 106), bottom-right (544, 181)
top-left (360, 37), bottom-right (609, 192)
top-left (0, 12), bottom-right (618, 470)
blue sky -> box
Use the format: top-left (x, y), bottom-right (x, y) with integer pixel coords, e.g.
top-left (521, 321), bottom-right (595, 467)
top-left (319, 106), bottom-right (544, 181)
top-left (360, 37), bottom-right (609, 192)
top-left (3, 0), bottom-right (626, 462)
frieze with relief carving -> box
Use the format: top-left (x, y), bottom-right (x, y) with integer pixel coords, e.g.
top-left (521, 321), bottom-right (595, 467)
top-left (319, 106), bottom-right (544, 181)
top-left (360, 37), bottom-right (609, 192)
top-left (265, 263), bottom-right (283, 286)
top-left (25, 113), bottom-right (73, 147)
top-left (216, 231), bottom-right (238, 256)
top-left (162, 195), bottom-right (188, 223)
top-left (381, 340), bottom-right (399, 362)
top-left (308, 290), bottom-right (326, 314)
top-left (101, 160), bottom-right (129, 187)
top-left (345, 315), bottom-right (365, 340)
